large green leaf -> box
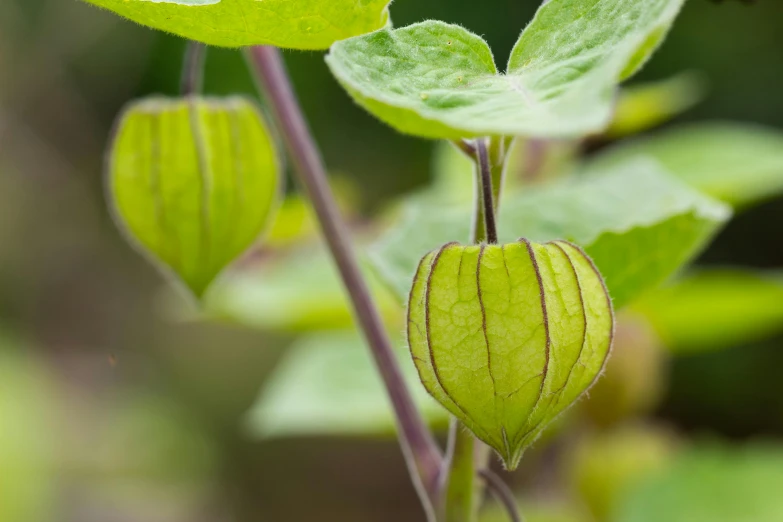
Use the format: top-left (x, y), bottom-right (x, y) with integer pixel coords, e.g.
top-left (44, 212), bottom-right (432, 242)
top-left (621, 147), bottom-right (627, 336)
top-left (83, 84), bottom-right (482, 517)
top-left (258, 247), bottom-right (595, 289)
top-left (616, 443), bottom-right (783, 522)
top-left (82, 0), bottom-right (391, 49)
top-left (370, 160), bottom-right (731, 309)
top-left (107, 96), bottom-right (281, 299)
top-left (245, 331), bottom-right (447, 439)
top-left (326, 0), bottom-right (685, 139)
top-left (590, 123), bottom-right (783, 208)
top-left (633, 269), bottom-right (783, 354)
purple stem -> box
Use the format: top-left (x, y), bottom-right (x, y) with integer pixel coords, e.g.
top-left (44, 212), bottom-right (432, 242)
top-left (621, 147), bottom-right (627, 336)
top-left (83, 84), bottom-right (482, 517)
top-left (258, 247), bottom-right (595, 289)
top-left (245, 45), bottom-right (442, 509)
top-left (479, 469), bottom-right (523, 522)
top-left (476, 139), bottom-right (498, 244)
top-left (180, 41), bottom-right (207, 96)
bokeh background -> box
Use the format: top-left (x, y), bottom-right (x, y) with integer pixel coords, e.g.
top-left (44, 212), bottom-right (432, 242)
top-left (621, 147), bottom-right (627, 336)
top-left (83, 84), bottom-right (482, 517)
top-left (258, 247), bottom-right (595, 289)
top-left (2, 1), bottom-right (783, 521)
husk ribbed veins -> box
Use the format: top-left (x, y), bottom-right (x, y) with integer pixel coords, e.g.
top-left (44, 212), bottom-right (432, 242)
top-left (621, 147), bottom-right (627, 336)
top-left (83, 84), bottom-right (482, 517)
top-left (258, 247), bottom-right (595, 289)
top-left (407, 239), bottom-right (614, 469)
top-left (108, 96), bottom-right (280, 299)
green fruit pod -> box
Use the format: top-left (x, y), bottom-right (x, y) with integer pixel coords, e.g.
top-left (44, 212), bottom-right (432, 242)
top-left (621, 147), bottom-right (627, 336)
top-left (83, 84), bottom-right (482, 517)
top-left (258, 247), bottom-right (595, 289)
top-left (408, 239), bottom-right (614, 469)
top-left (107, 96), bottom-right (281, 299)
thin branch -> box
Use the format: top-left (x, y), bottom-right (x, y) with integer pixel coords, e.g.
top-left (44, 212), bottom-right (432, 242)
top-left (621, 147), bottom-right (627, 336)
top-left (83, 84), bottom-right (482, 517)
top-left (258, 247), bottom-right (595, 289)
top-left (472, 170), bottom-right (488, 245)
top-left (452, 139), bottom-right (477, 157)
top-left (181, 42), bottom-right (207, 96)
top-left (520, 139), bottom-right (548, 184)
top-left (244, 46), bottom-right (442, 516)
top-left (476, 139), bottom-right (498, 244)
top-left (442, 419), bottom-right (477, 522)
top-left (479, 469), bottom-right (523, 522)
top-left (488, 137), bottom-right (508, 211)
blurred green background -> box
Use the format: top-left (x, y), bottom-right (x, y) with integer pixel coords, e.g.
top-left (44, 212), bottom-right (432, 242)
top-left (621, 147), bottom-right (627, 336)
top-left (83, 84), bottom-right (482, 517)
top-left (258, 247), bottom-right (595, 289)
top-left (2, 1), bottom-right (783, 521)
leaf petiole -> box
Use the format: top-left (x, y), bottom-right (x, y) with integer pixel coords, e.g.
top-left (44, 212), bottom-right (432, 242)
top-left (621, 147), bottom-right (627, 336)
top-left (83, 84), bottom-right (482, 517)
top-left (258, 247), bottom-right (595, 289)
top-left (476, 138), bottom-right (499, 245)
top-left (180, 41), bottom-right (207, 96)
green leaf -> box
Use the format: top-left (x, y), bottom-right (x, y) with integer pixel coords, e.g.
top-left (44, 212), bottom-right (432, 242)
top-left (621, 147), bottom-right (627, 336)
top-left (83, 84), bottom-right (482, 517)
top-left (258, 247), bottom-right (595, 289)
top-left (245, 331), bottom-right (448, 439)
top-left (81, 0), bottom-right (391, 49)
top-left (200, 247), bottom-right (401, 332)
top-left (605, 72), bottom-right (706, 139)
top-left (265, 178), bottom-right (360, 248)
top-left (429, 141), bottom-right (477, 206)
top-left (615, 443), bottom-right (783, 522)
top-left (408, 241), bottom-right (613, 469)
top-left (589, 123), bottom-right (783, 208)
top-left (326, 0), bottom-right (685, 139)
top-left (370, 159), bottom-right (731, 310)
top-left (107, 96), bottom-right (281, 299)
top-left (633, 269), bottom-right (783, 354)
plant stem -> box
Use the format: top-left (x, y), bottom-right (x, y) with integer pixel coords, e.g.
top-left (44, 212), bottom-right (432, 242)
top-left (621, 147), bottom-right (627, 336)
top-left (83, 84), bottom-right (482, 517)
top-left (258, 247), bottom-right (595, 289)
top-left (476, 138), bottom-right (498, 244)
top-left (442, 421), bottom-right (478, 522)
top-left (180, 42), bottom-right (207, 96)
top-left (489, 137), bottom-right (508, 210)
top-left (453, 139), bottom-right (477, 157)
top-left (472, 171), bottom-right (489, 246)
top-left (244, 46), bottom-right (442, 518)
top-left (441, 136), bottom-right (502, 522)
top-left (479, 470), bottom-right (523, 522)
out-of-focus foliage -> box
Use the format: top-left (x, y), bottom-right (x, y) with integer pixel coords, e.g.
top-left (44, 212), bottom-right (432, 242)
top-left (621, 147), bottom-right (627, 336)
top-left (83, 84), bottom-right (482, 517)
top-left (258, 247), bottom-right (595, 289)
top-left (604, 72), bottom-right (706, 139)
top-left (200, 247), bottom-right (401, 332)
top-left (60, 389), bottom-right (219, 522)
top-left (427, 142), bottom-right (475, 205)
top-left (0, 334), bottom-right (218, 522)
top-left (265, 177), bottom-right (359, 249)
top-left (567, 425), bottom-right (678, 522)
top-left (615, 443), bottom-right (783, 522)
top-left (581, 313), bottom-right (667, 427)
top-left (245, 331), bottom-right (448, 439)
top-left (0, 338), bottom-right (55, 522)
top-left (590, 123), bottom-right (783, 208)
top-left (633, 269), bottom-right (783, 354)
top-left (80, 392), bottom-right (217, 484)
top-left (263, 195), bottom-right (319, 249)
